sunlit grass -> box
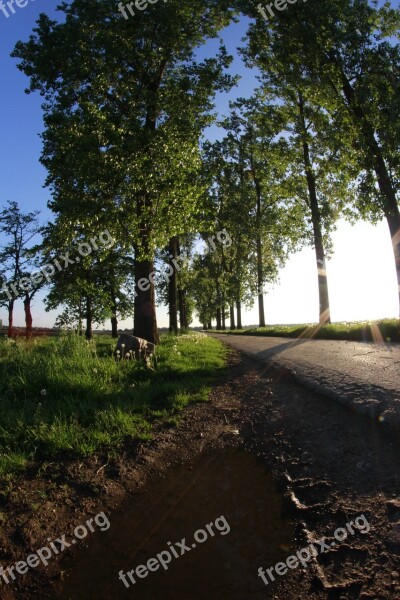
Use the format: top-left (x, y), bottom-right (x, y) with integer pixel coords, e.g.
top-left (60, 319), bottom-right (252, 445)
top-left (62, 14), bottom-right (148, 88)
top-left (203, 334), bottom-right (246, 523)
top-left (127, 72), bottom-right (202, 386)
top-left (217, 319), bottom-right (400, 343)
top-left (0, 332), bottom-right (227, 477)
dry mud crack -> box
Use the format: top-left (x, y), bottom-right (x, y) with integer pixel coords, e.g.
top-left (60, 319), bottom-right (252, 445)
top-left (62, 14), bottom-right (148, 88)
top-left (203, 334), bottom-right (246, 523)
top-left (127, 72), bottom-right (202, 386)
top-left (1, 348), bottom-right (399, 599)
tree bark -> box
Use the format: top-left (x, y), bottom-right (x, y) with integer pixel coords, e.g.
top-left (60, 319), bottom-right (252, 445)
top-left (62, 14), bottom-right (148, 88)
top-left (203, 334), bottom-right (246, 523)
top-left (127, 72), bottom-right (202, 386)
top-left (85, 296), bottom-right (93, 340)
top-left (298, 93), bottom-right (331, 325)
top-left (183, 291), bottom-right (188, 329)
top-left (221, 303), bottom-right (226, 330)
top-left (216, 307), bottom-right (222, 330)
top-left (78, 296), bottom-right (83, 336)
top-left (236, 300), bottom-right (242, 330)
top-left (230, 304), bottom-right (236, 330)
top-left (111, 316), bottom-right (118, 338)
top-left (24, 293), bottom-right (33, 339)
top-left (7, 299), bottom-right (14, 338)
top-left (384, 211), bottom-right (400, 313)
top-left (110, 289), bottom-right (118, 338)
top-left (132, 69), bottom-right (166, 345)
top-left (253, 171), bottom-right (266, 327)
top-left (256, 238), bottom-right (265, 327)
top-left (134, 255), bottom-right (159, 344)
top-left (178, 288), bottom-right (184, 330)
top-left (168, 236), bottom-right (179, 334)
top-left (178, 288), bottom-right (188, 331)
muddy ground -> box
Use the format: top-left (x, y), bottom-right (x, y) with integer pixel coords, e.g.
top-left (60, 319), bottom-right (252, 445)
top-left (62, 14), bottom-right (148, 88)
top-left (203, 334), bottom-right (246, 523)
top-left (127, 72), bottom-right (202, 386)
top-left (0, 347), bottom-right (399, 599)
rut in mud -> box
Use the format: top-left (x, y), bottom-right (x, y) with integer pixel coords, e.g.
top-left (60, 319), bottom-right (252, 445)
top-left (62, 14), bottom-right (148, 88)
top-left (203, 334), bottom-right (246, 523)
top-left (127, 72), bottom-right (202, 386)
top-left (56, 450), bottom-right (293, 599)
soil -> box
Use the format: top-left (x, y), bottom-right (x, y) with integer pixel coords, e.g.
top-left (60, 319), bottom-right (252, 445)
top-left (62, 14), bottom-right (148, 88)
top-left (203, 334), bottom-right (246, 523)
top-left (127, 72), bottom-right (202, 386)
top-left (0, 348), bottom-right (399, 599)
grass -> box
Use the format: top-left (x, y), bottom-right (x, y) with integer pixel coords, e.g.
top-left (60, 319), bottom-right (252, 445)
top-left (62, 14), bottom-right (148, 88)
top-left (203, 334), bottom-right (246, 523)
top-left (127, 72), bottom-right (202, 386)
top-left (0, 332), bottom-right (227, 477)
top-left (216, 319), bottom-right (400, 343)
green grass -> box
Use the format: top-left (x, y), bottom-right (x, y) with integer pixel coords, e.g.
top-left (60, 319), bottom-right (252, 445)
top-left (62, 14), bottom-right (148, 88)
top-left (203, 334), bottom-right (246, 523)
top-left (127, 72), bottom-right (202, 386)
top-left (216, 319), bottom-right (400, 343)
top-left (0, 332), bottom-right (227, 477)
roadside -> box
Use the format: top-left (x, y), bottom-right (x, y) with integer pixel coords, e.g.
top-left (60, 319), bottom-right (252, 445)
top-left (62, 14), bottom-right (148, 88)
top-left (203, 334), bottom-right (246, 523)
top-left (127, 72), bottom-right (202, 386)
top-left (0, 332), bottom-right (226, 477)
top-left (210, 332), bottom-right (400, 429)
top-left (214, 318), bottom-right (400, 343)
top-left (0, 347), bottom-right (399, 598)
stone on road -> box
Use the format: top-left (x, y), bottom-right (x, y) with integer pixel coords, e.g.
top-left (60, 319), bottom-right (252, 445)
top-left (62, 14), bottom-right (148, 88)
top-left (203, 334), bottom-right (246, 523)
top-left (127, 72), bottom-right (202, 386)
top-left (210, 333), bottom-right (400, 428)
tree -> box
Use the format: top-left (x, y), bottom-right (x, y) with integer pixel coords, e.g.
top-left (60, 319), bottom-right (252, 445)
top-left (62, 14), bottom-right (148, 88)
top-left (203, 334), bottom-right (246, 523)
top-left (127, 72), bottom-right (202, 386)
top-left (41, 223), bottom-right (132, 339)
top-left (0, 201), bottom-right (40, 337)
top-left (243, 0), bottom-right (400, 315)
top-left (216, 99), bottom-right (303, 326)
top-left (13, 0), bottom-right (237, 343)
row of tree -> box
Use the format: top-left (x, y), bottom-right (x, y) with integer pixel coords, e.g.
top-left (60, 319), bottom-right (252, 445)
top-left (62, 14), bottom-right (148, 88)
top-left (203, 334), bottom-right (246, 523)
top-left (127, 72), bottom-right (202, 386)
top-left (1, 0), bottom-right (397, 341)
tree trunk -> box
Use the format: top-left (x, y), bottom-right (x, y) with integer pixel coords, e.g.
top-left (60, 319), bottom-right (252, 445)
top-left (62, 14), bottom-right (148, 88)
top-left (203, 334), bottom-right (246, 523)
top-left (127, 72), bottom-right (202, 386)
top-left (183, 292), bottom-right (188, 330)
top-left (7, 299), bottom-right (14, 338)
top-left (298, 92), bottom-right (331, 325)
top-left (253, 170), bottom-right (266, 327)
top-left (178, 288), bottom-right (188, 331)
top-left (256, 236), bottom-right (266, 327)
top-left (385, 211), bottom-right (400, 313)
top-left (216, 307), bottom-right (222, 330)
top-left (24, 293), bottom-right (33, 339)
top-left (168, 236), bottom-right (179, 334)
top-left (110, 290), bottom-right (118, 338)
top-left (230, 304), bottom-right (236, 330)
top-left (132, 79), bottom-right (166, 345)
top-left (85, 296), bottom-right (93, 340)
top-left (178, 288), bottom-right (184, 330)
top-left (207, 320), bottom-right (212, 330)
top-left (236, 300), bottom-right (242, 330)
top-left (111, 316), bottom-right (118, 338)
top-left (78, 296), bottom-right (83, 336)
top-left (330, 57), bottom-right (400, 315)
top-left (134, 255), bottom-right (159, 344)
top-left (221, 304), bottom-right (226, 330)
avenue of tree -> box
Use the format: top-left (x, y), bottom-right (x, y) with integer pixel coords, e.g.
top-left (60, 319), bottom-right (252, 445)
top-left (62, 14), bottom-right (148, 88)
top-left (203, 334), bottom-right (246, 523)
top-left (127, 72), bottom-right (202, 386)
top-left (0, 0), bottom-right (398, 340)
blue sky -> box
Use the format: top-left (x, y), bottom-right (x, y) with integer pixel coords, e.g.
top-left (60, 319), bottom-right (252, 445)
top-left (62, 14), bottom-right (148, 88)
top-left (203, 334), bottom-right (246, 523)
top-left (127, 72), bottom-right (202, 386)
top-left (0, 2), bottom-right (398, 329)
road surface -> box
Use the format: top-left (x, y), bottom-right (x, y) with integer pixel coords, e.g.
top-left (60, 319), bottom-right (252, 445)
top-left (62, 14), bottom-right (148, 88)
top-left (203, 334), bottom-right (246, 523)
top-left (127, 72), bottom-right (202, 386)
top-left (210, 333), bottom-right (400, 427)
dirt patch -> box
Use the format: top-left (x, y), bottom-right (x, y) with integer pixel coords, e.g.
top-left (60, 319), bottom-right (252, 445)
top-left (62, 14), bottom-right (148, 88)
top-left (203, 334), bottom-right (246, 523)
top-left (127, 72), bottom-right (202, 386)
top-left (0, 348), bottom-right (399, 599)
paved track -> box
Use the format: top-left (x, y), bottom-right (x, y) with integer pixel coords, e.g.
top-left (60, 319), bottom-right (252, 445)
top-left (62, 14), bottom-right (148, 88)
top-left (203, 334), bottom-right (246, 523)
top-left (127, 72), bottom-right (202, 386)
top-left (210, 333), bottom-right (400, 427)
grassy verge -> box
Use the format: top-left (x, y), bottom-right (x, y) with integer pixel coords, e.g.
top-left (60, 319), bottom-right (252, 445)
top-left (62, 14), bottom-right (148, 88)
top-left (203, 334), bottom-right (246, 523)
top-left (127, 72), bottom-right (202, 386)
top-left (215, 319), bottom-right (400, 343)
top-left (0, 332), bottom-right (227, 477)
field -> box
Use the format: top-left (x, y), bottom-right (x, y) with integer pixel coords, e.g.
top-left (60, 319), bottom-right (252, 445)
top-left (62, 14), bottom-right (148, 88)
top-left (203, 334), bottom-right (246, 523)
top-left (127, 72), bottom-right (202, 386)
top-left (0, 333), bottom-right (227, 478)
top-left (216, 319), bottom-right (400, 343)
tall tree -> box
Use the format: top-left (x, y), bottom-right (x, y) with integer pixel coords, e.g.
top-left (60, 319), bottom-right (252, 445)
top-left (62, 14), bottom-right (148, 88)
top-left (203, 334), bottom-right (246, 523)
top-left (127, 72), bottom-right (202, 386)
top-left (13, 0), bottom-right (236, 343)
top-left (217, 99), bottom-right (303, 326)
top-left (243, 0), bottom-right (400, 315)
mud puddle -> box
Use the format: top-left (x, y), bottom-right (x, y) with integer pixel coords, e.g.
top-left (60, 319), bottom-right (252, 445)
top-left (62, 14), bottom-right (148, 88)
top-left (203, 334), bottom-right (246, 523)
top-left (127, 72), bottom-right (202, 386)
top-left (56, 449), bottom-right (293, 599)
